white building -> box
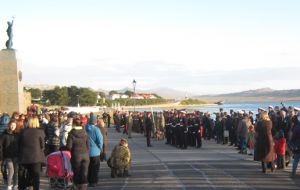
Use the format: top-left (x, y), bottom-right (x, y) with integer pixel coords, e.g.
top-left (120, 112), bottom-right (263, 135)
top-left (110, 94), bottom-right (121, 100)
top-left (110, 94), bottom-right (129, 100)
top-left (120, 94), bottom-right (129, 99)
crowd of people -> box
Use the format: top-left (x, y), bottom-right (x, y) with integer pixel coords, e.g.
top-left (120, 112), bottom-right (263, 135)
top-left (112, 104), bottom-right (300, 177)
top-left (0, 107), bottom-right (131, 190)
top-left (0, 103), bottom-right (300, 190)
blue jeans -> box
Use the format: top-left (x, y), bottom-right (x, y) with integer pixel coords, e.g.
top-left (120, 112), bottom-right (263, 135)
top-left (239, 137), bottom-right (247, 152)
top-left (292, 153), bottom-right (300, 174)
top-left (5, 158), bottom-right (18, 187)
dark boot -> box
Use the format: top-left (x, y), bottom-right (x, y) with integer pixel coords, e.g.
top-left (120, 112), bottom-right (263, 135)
top-left (111, 168), bottom-right (117, 178)
top-left (123, 170), bottom-right (131, 177)
top-left (262, 162), bottom-right (266, 173)
top-left (117, 169), bottom-right (123, 177)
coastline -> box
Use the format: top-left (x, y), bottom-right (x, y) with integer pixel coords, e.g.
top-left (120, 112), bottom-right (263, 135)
top-left (122, 102), bottom-right (217, 110)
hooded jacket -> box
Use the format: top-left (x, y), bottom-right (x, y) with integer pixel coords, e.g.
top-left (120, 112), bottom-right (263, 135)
top-left (67, 126), bottom-right (90, 161)
top-left (85, 124), bottom-right (103, 157)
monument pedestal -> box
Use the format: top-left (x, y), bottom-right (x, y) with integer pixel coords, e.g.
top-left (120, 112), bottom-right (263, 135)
top-left (0, 49), bottom-right (25, 115)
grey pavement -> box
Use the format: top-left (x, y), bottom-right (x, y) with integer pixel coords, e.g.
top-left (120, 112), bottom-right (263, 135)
top-left (1, 128), bottom-right (300, 189)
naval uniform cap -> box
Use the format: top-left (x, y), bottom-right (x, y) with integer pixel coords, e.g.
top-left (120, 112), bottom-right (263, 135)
top-left (294, 107), bottom-right (300, 112)
top-left (238, 110), bottom-right (244, 114)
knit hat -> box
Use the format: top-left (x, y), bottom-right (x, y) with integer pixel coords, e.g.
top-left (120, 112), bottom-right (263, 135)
top-left (89, 116), bottom-right (97, 125)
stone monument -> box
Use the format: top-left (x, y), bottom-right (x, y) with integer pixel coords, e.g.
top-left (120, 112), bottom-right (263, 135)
top-left (0, 19), bottom-right (26, 114)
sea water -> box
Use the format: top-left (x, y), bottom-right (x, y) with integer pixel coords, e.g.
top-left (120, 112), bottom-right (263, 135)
top-left (133, 101), bottom-right (300, 115)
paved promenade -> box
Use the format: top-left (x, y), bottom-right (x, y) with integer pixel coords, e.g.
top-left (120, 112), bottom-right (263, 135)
top-left (2, 128), bottom-right (300, 189)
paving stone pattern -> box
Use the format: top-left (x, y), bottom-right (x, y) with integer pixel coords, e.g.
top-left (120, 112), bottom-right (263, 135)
top-left (1, 128), bottom-right (300, 189)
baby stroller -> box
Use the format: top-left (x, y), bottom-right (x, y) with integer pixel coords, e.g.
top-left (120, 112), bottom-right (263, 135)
top-left (47, 151), bottom-right (74, 189)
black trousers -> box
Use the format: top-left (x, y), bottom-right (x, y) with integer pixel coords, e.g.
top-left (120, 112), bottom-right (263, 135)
top-left (196, 132), bottom-right (202, 148)
top-left (146, 130), bottom-right (152, 146)
top-left (19, 163), bottom-right (41, 190)
top-left (165, 125), bottom-right (171, 144)
top-left (72, 157), bottom-right (89, 185)
top-left (88, 156), bottom-right (100, 184)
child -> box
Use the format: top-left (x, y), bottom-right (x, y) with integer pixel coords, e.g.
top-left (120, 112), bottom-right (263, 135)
top-left (247, 125), bottom-right (255, 156)
top-left (275, 130), bottom-right (286, 169)
top-left (108, 138), bottom-right (132, 178)
top-left (0, 119), bottom-right (19, 190)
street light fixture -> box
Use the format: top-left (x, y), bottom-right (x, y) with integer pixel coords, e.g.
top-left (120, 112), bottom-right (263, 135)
top-left (132, 79), bottom-right (136, 112)
top-left (77, 95), bottom-right (80, 108)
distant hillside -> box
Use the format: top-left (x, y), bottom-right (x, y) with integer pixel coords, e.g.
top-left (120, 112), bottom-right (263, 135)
top-left (195, 88), bottom-right (300, 103)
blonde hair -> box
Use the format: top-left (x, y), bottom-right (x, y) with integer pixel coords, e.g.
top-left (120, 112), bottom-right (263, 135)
top-left (261, 112), bottom-right (270, 121)
top-left (28, 117), bottom-right (40, 128)
top-left (98, 118), bottom-right (105, 128)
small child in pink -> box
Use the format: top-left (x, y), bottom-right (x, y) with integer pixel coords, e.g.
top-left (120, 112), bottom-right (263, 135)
top-left (275, 130), bottom-right (286, 169)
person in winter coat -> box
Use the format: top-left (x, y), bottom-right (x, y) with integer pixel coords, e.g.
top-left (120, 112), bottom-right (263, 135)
top-left (113, 111), bottom-right (121, 132)
top-left (18, 116), bottom-right (45, 190)
top-left (291, 113), bottom-right (300, 178)
top-left (85, 115), bottom-right (103, 187)
top-left (247, 124), bottom-right (255, 156)
top-left (254, 112), bottom-right (275, 173)
top-left (45, 115), bottom-right (60, 154)
top-left (238, 114), bottom-right (251, 154)
top-left (128, 112), bottom-right (133, 138)
top-left (274, 130), bottom-right (286, 169)
top-left (98, 117), bottom-right (108, 161)
top-left (145, 113), bottom-right (153, 147)
top-left (0, 113), bottom-right (11, 184)
top-left (67, 117), bottom-right (90, 190)
top-left (109, 138), bottom-right (131, 178)
top-left (60, 117), bottom-right (73, 148)
top-left (0, 119), bottom-right (19, 190)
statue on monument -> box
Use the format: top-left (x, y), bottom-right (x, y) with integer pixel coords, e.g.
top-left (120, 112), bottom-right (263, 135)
top-left (5, 18), bottom-right (14, 49)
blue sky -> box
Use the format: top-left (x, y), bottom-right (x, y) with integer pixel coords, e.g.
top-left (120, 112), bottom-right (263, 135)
top-left (1, 0), bottom-right (300, 95)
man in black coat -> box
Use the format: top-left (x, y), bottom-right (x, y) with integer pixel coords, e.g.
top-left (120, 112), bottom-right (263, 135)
top-left (145, 113), bottom-right (153, 147)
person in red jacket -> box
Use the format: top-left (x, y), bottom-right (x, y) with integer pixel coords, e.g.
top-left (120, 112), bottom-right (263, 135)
top-left (275, 130), bottom-right (286, 169)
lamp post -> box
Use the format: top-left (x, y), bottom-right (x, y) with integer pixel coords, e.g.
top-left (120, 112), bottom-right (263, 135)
top-left (77, 95), bottom-right (80, 108)
top-left (132, 79), bottom-right (136, 112)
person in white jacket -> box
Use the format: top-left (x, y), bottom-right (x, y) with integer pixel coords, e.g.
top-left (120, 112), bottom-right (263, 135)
top-left (60, 118), bottom-right (73, 148)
